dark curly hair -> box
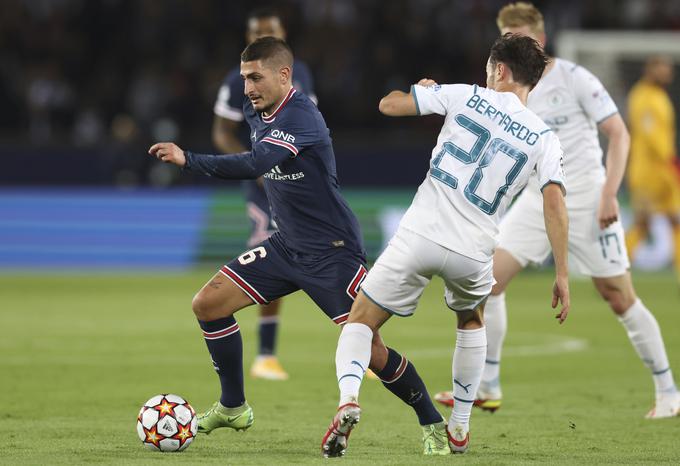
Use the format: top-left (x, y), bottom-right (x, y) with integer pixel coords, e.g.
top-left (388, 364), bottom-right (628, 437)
top-left (489, 33), bottom-right (548, 89)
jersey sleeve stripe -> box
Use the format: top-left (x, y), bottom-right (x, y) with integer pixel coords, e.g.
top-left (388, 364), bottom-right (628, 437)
top-left (540, 179), bottom-right (567, 195)
top-left (213, 102), bottom-right (244, 121)
top-left (410, 85), bottom-right (421, 115)
top-left (596, 111), bottom-right (618, 124)
top-left (262, 137), bottom-right (299, 156)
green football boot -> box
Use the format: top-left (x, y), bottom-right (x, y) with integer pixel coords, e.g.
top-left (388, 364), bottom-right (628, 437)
top-left (197, 401), bottom-right (254, 434)
top-left (422, 421), bottom-right (450, 455)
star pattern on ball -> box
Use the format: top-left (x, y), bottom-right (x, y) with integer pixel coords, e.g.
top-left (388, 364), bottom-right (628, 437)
top-left (154, 397), bottom-right (178, 417)
top-left (172, 421), bottom-right (194, 448)
top-left (144, 425), bottom-right (162, 448)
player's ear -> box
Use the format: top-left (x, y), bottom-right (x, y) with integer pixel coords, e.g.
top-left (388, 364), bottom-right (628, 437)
top-left (280, 65), bottom-right (292, 85)
top-left (496, 62), bottom-right (506, 82)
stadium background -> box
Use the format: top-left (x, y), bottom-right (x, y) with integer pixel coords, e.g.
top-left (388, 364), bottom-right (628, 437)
top-left (1, 0), bottom-right (680, 268)
top-left (2, 1), bottom-right (680, 464)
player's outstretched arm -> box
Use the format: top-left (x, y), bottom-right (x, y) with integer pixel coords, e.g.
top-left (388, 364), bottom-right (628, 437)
top-left (148, 141), bottom-right (289, 180)
top-left (597, 114), bottom-right (630, 229)
top-left (542, 183), bottom-right (570, 323)
top-left (379, 79), bottom-right (437, 116)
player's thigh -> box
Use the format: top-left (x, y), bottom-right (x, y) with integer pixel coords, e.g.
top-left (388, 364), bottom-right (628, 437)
top-left (218, 239), bottom-right (298, 310)
top-left (568, 208), bottom-right (630, 278)
top-left (297, 249), bottom-right (368, 325)
top-left (346, 291), bottom-right (392, 330)
top-left (491, 248), bottom-right (524, 294)
top-left (496, 190), bottom-right (551, 275)
top-left (359, 228), bottom-right (438, 317)
top-left (441, 251), bottom-right (494, 315)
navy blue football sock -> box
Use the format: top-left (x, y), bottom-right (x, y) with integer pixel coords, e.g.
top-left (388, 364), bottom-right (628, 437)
top-left (198, 316), bottom-right (245, 408)
top-left (377, 347), bottom-right (443, 425)
top-left (258, 316), bottom-right (278, 356)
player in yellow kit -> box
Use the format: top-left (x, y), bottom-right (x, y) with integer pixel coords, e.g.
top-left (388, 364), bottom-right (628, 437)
top-left (626, 56), bottom-right (680, 282)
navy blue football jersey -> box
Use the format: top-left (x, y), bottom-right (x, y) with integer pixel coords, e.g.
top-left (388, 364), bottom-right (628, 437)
top-left (214, 59), bottom-right (317, 235)
top-left (187, 88), bottom-right (364, 255)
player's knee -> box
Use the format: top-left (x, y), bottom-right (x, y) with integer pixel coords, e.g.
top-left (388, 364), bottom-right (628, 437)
top-left (456, 308), bottom-right (484, 329)
top-left (598, 287), bottom-right (634, 315)
top-left (191, 292), bottom-right (217, 320)
top-left (346, 292), bottom-right (387, 331)
top-left (490, 282), bottom-right (505, 296)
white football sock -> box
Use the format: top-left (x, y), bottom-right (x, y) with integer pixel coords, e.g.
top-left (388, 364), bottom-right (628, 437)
top-left (449, 327), bottom-right (486, 432)
top-left (481, 293), bottom-right (506, 388)
top-left (619, 299), bottom-right (677, 395)
top-left (336, 323), bottom-right (373, 406)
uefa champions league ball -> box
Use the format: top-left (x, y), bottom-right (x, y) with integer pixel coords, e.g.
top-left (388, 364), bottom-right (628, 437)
top-left (136, 394), bottom-right (197, 452)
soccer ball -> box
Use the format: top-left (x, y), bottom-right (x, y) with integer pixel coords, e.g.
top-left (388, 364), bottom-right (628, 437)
top-left (136, 394), bottom-right (197, 452)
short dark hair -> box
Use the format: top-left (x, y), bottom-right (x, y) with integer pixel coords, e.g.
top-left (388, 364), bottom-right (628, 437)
top-left (489, 33), bottom-right (548, 89)
top-left (241, 36), bottom-right (293, 68)
top-left (247, 7), bottom-right (281, 22)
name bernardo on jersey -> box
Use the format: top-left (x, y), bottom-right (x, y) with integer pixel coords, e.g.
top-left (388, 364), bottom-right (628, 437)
top-left (466, 94), bottom-right (541, 146)
top-left (402, 83), bottom-right (565, 262)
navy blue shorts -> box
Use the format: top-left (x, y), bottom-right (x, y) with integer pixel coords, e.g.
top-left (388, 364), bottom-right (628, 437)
top-left (242, 180), bottom-right (276, 247)
top-left (220, 232), bottom-right (367, 325)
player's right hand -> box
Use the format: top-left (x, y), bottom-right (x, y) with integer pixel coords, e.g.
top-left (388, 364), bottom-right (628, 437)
top-left (148, 142), bottom-right (186, 167)
top-left (551, 275), bottom-right (570, 324)
top-left (417, 78), bottom-right (438, 87)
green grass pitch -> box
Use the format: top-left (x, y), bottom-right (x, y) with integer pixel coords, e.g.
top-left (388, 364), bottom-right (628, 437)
top-left (1, 270), bottom-right (679, 464)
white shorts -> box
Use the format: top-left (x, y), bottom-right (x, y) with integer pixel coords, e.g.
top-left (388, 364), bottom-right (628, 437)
top-left (361, 228), bottom-right (494, 316)
top-left (498, 187), bottom-right (630, 278)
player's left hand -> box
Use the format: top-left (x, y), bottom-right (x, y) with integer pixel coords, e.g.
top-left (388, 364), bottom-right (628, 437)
top-left (552, 274), bottom-right (570, 324)
top-left (597, 192), bottom-right (619, 229)
top-left (148, 142), bottom-right (186, 167)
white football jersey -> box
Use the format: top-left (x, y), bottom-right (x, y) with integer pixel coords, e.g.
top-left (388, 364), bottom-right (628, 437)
top-left (400, 84), bottom-right (565, 262)
top-left (527, 58), bottom-right (618, 194)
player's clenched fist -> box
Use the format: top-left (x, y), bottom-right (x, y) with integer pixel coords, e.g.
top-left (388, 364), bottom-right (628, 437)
top-left (148, 142), bottom-right (186, 167)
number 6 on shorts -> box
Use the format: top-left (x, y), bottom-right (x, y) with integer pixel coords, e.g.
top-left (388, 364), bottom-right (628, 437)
top-left (238, 246), bottom-right (267, 265)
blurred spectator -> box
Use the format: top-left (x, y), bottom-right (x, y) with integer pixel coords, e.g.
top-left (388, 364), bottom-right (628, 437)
top-left (1, 0), bottom-right (679, 156)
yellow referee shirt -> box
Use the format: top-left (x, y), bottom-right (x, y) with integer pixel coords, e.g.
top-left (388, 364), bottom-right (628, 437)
top-left (627, 80), bottom-right (680, 212)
